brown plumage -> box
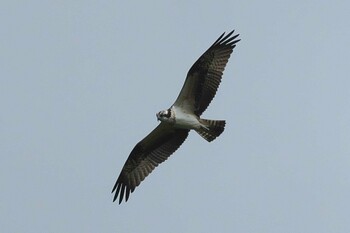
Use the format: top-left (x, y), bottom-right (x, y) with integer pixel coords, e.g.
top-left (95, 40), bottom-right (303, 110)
top-left (112, 124), bottom-right (188, 204)
top-left (112, 31), bottom-right (240, 204)
top-left (174, 31), bottom-right (240, 116)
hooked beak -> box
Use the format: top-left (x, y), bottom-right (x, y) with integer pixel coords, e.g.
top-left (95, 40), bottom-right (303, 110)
top-left (156, 113), bottom-right (160, 121)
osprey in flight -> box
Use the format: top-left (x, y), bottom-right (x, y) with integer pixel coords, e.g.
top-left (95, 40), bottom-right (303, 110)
top-left (112, 31), bottom-right (240, 204)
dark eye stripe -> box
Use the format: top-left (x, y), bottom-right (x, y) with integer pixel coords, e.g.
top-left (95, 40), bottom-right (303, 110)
top-left (165, 109), bottom-right (171, 117)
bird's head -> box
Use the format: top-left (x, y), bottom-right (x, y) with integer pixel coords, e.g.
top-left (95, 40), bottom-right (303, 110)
top-left (156, 109), bottom-right (173, 123)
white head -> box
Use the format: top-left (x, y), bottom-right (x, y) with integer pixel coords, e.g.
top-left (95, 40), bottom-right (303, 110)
top-left (156, 109), bottom-right (174, 123)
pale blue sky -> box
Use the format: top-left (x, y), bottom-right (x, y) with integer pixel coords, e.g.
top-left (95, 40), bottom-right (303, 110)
top-left (1, 1), bottom-right (350, 232)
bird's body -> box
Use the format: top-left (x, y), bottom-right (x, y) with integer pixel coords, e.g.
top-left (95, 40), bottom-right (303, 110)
top-left (112, 31), bottom-right (240, 204)
top-left (158, 106), bottom-right (202, 130)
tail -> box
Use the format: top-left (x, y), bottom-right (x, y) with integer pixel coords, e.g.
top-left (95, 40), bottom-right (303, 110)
top-left (195, 119), bottom-right (226, 142)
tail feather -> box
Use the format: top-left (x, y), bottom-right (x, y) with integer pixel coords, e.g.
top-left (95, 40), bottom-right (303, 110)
top-left (196, 119), bottom-right (226, 142)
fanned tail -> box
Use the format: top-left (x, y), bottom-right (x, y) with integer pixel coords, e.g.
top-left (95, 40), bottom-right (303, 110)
top-left (195, 119), bottom-right (226, 142)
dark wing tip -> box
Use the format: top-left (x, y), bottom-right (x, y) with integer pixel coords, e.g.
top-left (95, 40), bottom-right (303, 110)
top-left (112, 176), bottom-right (132, 204)
top-left (212, 30), bottom-right (241, 48)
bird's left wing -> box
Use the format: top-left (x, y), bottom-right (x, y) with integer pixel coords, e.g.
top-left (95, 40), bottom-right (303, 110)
top-left (173, 31), bottom-right (240, 116)
top-left (112, 122), bottom-right (189, 204)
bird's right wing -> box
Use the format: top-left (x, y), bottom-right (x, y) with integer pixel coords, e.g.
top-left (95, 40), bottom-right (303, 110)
top-left (112, 122), bottom-right (189, 204)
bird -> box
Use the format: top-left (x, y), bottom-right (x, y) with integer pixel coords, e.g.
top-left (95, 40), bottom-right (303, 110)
top-left (112, 30), bottom-right (240, 204)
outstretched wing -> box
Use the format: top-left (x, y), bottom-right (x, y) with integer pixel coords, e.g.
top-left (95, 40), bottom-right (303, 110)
top-left (112, 123), bottom-right (189, 204)
top-left (173, 31), bottom-right (240, 116)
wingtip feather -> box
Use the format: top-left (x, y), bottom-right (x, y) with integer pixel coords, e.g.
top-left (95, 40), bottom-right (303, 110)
top-left (212, 30), bottom-right (240, 48)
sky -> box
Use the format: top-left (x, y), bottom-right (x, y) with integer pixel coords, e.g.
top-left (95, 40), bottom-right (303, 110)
top-left (1, 1), bottom-right (350, 232)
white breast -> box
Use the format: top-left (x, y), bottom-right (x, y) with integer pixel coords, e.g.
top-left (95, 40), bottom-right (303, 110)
top-left (171, 106), bottom-right (201, 130)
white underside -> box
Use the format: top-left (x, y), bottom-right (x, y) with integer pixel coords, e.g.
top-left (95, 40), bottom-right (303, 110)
top-left (171, 106), bottom-right (202, 130)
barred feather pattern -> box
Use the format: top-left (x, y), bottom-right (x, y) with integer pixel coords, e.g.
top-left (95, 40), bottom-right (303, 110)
top-left (174, 31), bottom-right (240, 116)
top-left (112, 31), bottom-right (240, 204)
top-left (196, 119), bottom-right (226, 142)
top-left (112, 123), bottom-right (189, 204)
